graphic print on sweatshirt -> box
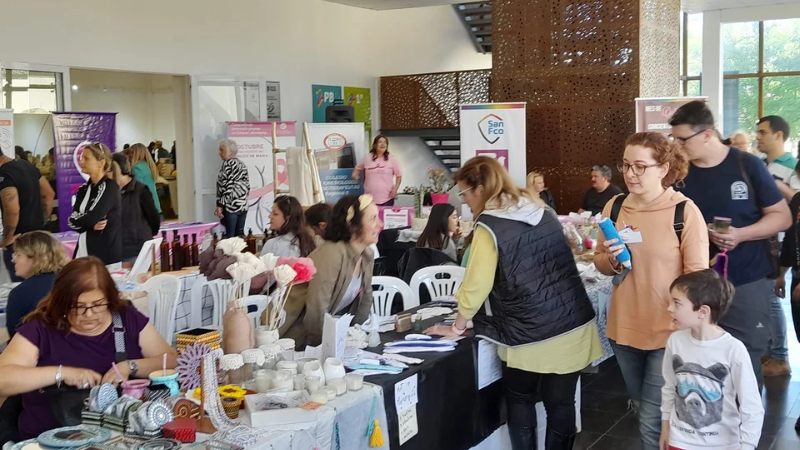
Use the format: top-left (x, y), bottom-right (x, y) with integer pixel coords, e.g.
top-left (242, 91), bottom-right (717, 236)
top-left (672, 355), bottom-right (730, 429)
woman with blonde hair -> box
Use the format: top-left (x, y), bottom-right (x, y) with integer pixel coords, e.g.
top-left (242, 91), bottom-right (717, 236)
top-left (527, 171), bottom-right (556, 210)
top-left (69, 142), bottom-right (122, 265)
top-left (5, 231), bottom-right (69, 338)
top-left (594, 132), bottom-right (709, 450)
top-left (426, 156), bottom-right (601, 450)
top-left (127, 143), bottom-right (162, 215)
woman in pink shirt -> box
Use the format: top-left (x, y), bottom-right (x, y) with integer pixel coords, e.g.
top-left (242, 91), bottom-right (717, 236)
top-left (352, 135), bottom-right (402, 206)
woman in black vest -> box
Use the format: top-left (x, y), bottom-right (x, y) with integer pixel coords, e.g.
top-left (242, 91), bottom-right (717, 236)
top-left (110, 153), bottom-right (161, 262)
top-left (426, 156), bottom-right (602, 450)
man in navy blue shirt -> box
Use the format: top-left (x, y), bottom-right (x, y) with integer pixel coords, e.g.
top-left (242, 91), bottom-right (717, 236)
top-left (669, 101), bottom-right (791, 389)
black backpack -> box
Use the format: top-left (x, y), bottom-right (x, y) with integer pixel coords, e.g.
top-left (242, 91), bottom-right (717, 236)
top-left (609, 194), bottom-right (687, 244)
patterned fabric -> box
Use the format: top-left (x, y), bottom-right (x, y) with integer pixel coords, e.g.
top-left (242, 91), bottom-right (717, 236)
top-left (216, 158), bottom-right (249, 213)
top-left (584, 275), bottom-right (614, 367)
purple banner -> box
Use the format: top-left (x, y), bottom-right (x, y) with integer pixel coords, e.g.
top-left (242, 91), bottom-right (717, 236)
top-left (52, 112), bottom-right (116, 231)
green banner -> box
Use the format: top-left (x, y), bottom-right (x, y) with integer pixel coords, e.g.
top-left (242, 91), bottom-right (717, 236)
top-left (312, 84), bottom-right (342, 123)
top-left (344, 86), bottom-right (371, 132)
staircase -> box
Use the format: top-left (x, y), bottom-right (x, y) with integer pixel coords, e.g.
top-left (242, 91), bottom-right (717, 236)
top-left (454, 1), bottom-right (492, 54)
top-left (423, 134), bottom-right (462, 173)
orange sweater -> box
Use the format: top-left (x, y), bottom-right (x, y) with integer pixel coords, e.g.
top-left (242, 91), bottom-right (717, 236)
top-left (594, 188), bottom-right (709, 350)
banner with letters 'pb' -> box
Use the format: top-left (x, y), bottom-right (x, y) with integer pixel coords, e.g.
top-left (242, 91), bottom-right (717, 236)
top-left (52, 112), bottom-right (117, 231)
top-left (459, 103), bottom-right (527, 187)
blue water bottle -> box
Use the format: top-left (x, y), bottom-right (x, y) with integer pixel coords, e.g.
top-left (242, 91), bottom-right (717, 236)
top-left (598, 218), bottom-right (632, 269)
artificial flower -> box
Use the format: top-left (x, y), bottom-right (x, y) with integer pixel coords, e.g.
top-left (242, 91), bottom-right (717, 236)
top-left (225, 262), bottom-right (261, 282)
top-left (218, 385), bottom-right (247, 398)
top-left (216, 237), bottom-right (247, 255)
top-left (291, 263), bottom-right (313, 284)
top-left (273, 264), bottom-right (297, 288)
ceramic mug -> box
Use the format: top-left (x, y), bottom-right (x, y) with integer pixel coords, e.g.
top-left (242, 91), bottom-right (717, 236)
top-left (323, 358), bottom-right (345, 382)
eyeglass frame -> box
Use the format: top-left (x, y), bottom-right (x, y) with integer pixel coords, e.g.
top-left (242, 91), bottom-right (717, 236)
top-left (668, 128), bottom-right (710, 144)
top-left (457, 186), bottom-right (473, 199)
top-left (617, 162), bottom-right (662, 176)
top-left (70, 303), bottom-right (110, 316)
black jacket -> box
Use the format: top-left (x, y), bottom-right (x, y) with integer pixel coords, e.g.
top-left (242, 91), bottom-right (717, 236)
top-left (474, 205), bottom-right (595, 347)
top-left (539, 189), bottom-right (556, 211)
top-left (69, 176), bottom-right (122, 265)
top-left (120, 179), bottom-right (161, 259)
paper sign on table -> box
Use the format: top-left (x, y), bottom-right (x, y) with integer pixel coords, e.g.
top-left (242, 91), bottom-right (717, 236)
top-left (398, 405), bottom-right (419, 445)
top-left (394, 373), bottom-right (418, 412)
top-left (477, 339), bottom-right (503, 389)
top-left (322, 313), bottom-right (353, 361)
top-left (383, 209), bottom-right (410, 230)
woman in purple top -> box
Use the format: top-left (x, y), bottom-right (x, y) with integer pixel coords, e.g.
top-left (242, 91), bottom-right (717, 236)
top-left (0, 256), bottom-right (177, 440)
top-left (352, 135), bottom-right (403, 206)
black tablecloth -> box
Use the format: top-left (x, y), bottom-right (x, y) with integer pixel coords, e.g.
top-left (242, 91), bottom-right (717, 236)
top-left (365, 312), bottom-right (505, 450)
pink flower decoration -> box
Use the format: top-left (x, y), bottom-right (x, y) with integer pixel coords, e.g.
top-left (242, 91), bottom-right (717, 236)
top-left (292, 263), bottom-right (313, 284)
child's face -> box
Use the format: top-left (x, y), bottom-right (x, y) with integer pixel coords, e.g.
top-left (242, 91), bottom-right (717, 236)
top-left (668, 287), bottom-right (709, 329)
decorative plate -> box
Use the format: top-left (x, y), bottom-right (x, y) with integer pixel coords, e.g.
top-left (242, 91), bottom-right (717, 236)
top-left (146, 400), bottom-right (174, 428)
top-left (137, 439), bottom-right (182, 450)
top-left (37, 425), bottom-right (111, 448)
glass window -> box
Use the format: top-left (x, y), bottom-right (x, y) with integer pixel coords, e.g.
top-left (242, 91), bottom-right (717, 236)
top-left (722, 21), bottom-right (759, 75)
top-left (687, 80), bottom-right (701, 97)
top-left (764, 19), bottom-right (800, 73)
top-left (722, 77), bottom-right (758, 137)
top-left (687, 13), bottom-right (703, 77)
top-left (763, 75), bottom-right (800, 151)
top-left (2, 69), bottom-right (63, 113)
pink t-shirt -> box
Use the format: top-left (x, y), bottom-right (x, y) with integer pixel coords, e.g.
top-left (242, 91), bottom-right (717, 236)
top-left (356, 153), bottom-right (402, 205)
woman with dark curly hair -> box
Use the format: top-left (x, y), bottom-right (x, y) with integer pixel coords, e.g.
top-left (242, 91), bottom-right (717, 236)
top-left (261, 195), bottom-right (316, 258)
top-left (279, 194), bottom-right (381, 347)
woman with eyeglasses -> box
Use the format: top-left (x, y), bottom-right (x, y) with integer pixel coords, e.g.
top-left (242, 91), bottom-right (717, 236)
top-left (68, 142), bottom-right (122, 266)
top-left (426, 156), bottom-right (601, 450)
top-left (0, 257), bottom-right (177, 441)
top-left (593, 132), bottom-right (709, 450)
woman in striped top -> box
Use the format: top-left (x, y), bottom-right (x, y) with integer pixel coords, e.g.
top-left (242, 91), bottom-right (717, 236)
top-left (215, 139), bottom-right (250, 238)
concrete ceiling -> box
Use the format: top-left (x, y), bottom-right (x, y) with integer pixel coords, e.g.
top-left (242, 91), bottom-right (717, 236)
top-left (322, 0), bottom-right (462, 10)
top-left (325, 0), bottom-right (799, 12)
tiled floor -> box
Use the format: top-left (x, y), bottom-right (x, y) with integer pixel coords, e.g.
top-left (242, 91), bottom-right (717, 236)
top-left (577, 291), bottom-right (800, 450)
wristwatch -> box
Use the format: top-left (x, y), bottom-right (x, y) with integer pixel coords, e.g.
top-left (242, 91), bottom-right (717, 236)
top-left (128, 360), bottom-right (139, 378)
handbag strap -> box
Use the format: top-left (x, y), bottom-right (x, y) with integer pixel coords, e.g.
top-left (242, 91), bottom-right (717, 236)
top-left (112, 312), bottom-right (128, 363)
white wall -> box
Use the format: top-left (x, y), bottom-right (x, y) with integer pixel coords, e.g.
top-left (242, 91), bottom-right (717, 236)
top-left (0, 0), bottom-right (489, 125)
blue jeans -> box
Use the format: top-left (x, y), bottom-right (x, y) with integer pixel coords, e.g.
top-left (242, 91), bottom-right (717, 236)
top-left (768, 288), bottom-right (789, 361)
top-left (609, 340), bottom-right (664, 450)
top-left (221, 211), bottom-right (247, 238)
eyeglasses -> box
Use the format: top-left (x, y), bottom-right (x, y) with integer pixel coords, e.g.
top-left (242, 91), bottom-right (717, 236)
top-left (668, 129), bottom-right (709, 144)
top-left (617, 162), bottom-right (661, 176)
top-left (457, 187), bottom-right (472, 199)
top-left (70, 303), bottom-right (109, 316)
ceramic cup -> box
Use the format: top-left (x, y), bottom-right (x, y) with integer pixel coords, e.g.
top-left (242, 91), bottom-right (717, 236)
top-left (309, 392), bottom-right (328, 404)
top-left (323, 358), bottom-right (345, 382)
top-left (302, 361), bottom-right (326, 386)
top-left (322, 386), bottom-right (336, 401)
top-left (305, 375), bottom-right (321, 394)
top-left (149, 369), bottom-right (179, 397)
top-left (296, 358), bottom-right (317, 374)
top-left (346, 374), bottom-right (364, 391)
top-left (328, 378), bottom-right (347, 396)
top-left (276, 360), bottom-right (298, 375)
top-left (293, 374), bottom-right (306, 391)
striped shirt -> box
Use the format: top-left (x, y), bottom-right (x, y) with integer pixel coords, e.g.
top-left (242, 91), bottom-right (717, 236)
top-left (216, 158), bottom-right (250, 213)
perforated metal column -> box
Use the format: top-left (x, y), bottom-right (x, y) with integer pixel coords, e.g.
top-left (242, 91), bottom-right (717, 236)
top-left (490, 0), bottom-right (680, 213)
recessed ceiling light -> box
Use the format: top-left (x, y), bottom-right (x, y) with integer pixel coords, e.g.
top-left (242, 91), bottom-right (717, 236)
top-left (72, 85), bottom-right (79, 91)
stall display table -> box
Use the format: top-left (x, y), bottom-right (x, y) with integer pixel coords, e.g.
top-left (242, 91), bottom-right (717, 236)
top-left (8, 386), bottom-right (388, 450)
top-left (53, 222), bottom-right (220, 259)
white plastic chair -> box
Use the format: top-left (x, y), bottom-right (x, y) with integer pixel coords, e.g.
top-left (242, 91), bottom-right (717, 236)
top-left (241, 295), bottom-right (269, 327)
top-left (190, 275), bottom-right (211, 329)
top-left (143, 274), bottom-right (182, 345)
top-left (410, 266), bottom-right (465, 301)
top-left (371, 277), bottom-right (416, 316)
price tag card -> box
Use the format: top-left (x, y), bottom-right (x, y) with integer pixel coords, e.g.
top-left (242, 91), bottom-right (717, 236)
top-left (394, 373), bottom-right (418, 412)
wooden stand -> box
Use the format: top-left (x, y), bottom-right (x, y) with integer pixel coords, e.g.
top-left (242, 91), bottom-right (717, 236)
top-left (195, 359), bottom-right (217, 434)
